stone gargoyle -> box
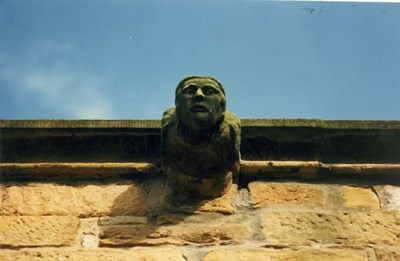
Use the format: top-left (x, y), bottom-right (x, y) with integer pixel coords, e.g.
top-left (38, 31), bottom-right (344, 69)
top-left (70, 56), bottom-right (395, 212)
top-left (161, 76), bottom-right (241, 201)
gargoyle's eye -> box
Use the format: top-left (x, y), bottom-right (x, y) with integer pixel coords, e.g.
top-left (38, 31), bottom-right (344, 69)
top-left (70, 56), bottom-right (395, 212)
top-left (182, 85), bottom-right (197, 95)
top-left (203, 86), bottom-right (218, 96)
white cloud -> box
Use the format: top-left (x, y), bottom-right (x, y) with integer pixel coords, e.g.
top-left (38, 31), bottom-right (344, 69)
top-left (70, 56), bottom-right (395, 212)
top-left (1, 39), bottom-right (115, 119)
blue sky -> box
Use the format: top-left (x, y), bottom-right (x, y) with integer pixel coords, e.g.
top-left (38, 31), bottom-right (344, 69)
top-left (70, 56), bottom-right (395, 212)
top-left (1, 0), bottom-right (399, 120)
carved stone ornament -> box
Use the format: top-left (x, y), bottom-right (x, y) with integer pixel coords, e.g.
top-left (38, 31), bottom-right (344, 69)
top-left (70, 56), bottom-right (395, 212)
top-left (161, 76), bottom-right (241, 201)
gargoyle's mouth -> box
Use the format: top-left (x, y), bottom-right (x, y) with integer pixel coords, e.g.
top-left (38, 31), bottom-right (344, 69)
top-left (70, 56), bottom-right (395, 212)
top-left (190, 105), bottom-right (209, 112)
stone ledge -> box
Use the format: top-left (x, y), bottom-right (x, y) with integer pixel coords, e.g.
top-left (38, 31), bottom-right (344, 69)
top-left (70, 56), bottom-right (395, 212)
top-left (1, 119), bottom-right (400, 129)
top-left (0, 162), bottom-right (157, 176)
top-left (0, 120), bottom-right (161, 129)
top-left (241, 161), bottom-right (400, 178)
top-left (2, 161), bottom-right (400, 181)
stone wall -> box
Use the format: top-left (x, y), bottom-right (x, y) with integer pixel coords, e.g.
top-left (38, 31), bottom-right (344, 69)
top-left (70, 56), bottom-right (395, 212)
top-left (1, 178), bottom-right (400, 260)
top-left (1, 120), bottom-right (400, 260)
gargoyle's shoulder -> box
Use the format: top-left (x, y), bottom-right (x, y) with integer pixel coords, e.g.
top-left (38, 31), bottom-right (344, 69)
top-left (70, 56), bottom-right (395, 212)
top-left (224, 111), bottom-right (241, 133)
top-left (162, 107), bottom-right (177, 129)
top-left (223, 111), bottom-right (241, 149)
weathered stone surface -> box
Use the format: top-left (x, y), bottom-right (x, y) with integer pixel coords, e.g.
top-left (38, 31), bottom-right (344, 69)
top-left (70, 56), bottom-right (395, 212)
top-left (0, 216), bottom-right (80, 248)
top-left (100, 222), bottom-right (251, 246)
top-left (0, 162), bottom-right (156, 176)
top-left (261, 210), bottom-right (400, 245)
top-left (98, 216), bottom-right (148, 226)
top-left (0, 247), bottom-right (186, 261)
top-left (234, 187), bottom-right (252, 208)
top-left (0, 183), bottom-right (146, 217)
top-left (81, 234), bottom-right (97, 248)
top-left (342, 186), bottom-right (380, 209)
top-left (162, 76), bottom-right (241, 198)
top-left (157, 185), bottom-right (237, 215)
top-left (374, 246), bottom-right (400, 261)
top-left (79, 218), bottom-right (100, 248)
top-left (204, 248), bottom-right (368, 261)
top-left (154, 213), bottom-right (225, 226)
top-left (249, 182), bottom-right (324, 207)
top-left (197, 184), bottom-right (237, 214)
top-left (374, 185), bottom-right (400, 211)
top-left (241, 160), bottom-right (320, 178)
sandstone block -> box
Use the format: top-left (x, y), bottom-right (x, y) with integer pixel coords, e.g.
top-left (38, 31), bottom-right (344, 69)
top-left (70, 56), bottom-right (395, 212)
top-left (248, 182), bottom-right (324, 207)
top-left (198, 184), bottom-right (237, 214)
top-left (100, 222), bottom-right (251, 246)
top-left (342, 186), bottom-right (380, 209)
top-left (98, 216), bottom-right (148, 226)
top-left (155, 184), bottom-right (238, 215)
top-left (374, 185), bottom-right (400, 211)
top-left (0, 216), bottom-right (80, 248)
top-left (1, 183), bottom-right (146, 217)
top-left (0, 247), bottom-right (186, 261)
top-left (79, 218), bottom-right (100, 248)
top-left (261, 210), bottom-right (400, 246)
top-left (82, 234), bottom-right (98, 248)
top-left (154, 212), bottom-right (225, 225)
top-left (374, 246), bottom-right (400, 261)
top-left (204, 248), bottom-right (368, 261)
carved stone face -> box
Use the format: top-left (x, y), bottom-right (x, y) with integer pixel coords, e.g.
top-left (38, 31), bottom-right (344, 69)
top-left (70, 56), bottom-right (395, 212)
top-left (176, 77), bottom-right (226, 132)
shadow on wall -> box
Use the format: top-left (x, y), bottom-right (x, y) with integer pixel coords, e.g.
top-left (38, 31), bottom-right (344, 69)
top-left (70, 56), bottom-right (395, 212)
top-left (102, 176), bottom-right (235, 247)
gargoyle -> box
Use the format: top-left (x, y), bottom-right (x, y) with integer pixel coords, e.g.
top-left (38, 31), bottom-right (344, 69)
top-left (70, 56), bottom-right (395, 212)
top-left (161, 76), bottom-right (240, 200)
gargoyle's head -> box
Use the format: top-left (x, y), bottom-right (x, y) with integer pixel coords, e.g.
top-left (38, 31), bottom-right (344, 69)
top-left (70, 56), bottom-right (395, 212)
top-left (175, 76), bottom-right (226, 132)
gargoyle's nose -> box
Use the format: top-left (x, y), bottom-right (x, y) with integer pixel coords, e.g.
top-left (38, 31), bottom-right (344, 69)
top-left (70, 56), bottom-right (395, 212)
top-left (195, 88), bottom-right (205, 97)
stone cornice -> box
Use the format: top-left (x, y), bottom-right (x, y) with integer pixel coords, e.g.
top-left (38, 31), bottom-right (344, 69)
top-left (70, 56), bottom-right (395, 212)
top-left (1, 119), bottom-right (400, 129)
top-left (1, 119), bottom-right (400, 165)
